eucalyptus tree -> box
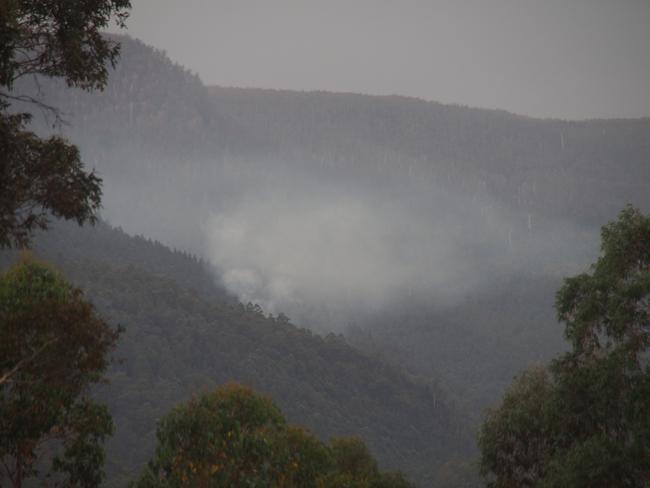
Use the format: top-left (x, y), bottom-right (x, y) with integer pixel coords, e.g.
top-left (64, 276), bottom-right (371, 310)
top-left (0, 259), bottom-right (120, 487)
top-left (480, 206), bottom-right (650, 487)
top-left (0, 0), bottom-right (131, 248)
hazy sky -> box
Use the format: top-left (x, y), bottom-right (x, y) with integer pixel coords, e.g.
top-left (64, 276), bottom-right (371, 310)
top-left (121, 0), bottom-right (650, 120)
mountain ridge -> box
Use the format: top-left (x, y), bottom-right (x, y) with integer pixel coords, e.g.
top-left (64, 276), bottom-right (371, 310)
top-left (209, 84), bottom-right (650, 123)
top-left (9, 34), bottom-right (649, 484)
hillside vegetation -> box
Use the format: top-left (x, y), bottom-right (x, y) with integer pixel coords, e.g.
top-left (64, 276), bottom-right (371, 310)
top-left (13, 35), bottom-right (650, 481)
top-left (0, 221), bottom-right (473, 487)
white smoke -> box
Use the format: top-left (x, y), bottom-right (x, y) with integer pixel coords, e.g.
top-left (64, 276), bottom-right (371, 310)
top-left (204, 179), bottom-right (504, 328)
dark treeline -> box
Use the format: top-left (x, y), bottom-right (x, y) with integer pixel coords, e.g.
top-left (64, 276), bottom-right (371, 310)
top-left (0, 220), bottom-right (475, 487)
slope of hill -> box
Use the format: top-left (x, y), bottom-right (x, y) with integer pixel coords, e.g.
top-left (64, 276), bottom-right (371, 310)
top-left (15, 33), bottom-right (650, 440)
top-left (25, 37), bottom-right (650, 260)
top-left (208, 85), bottom-right (650, 227)
top-left (0, 221), bottom-right (473, 487)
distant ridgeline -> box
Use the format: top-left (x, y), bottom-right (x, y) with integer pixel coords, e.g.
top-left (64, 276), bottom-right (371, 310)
top-left (9, 35), bottom-right (650, 486)
top-left (208, 85), bottom-right (650, 226)
top-left (0, 220), bottom-right (474, 487)
top-left (20, 36), bottom-right (650, 252)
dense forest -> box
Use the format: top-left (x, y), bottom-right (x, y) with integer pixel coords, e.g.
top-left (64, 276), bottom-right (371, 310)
top-left (19, 36), bottom-right (650, 417)
top-left (4, 30), bottom-right (649, 487)
top-left (0, 220), bottom-right (474, 487)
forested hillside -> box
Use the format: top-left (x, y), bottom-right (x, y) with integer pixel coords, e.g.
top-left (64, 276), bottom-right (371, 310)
top-left (27, 37), bottom-right (650, 259)
top-left (18, 33), bottom-right (650, 443)
top-left (208, 86), bottom-right (650, 227)
top-left (0, 221), bottom-right (473, 487)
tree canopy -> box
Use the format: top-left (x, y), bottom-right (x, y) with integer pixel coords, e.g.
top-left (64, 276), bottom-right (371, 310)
top-left (479, 206), bottom-right (650, 487)
top-left (0, 0), bottom-right (131, 248)
top-left (133, 383), bottom-right (415, 488)
top-left (0, 258), bottom-right (120, 487)
top-left (0, 0), bottom-right (130, 93)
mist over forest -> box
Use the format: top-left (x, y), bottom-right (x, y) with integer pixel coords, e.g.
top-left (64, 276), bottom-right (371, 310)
top-left (3, 25), bottom-right (650, 488)
top-left (19, 35), bottom-right (649, 395)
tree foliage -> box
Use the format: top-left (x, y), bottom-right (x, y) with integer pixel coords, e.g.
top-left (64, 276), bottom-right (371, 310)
top-left (133, 384), bottom-right (414, 488)
top-left (0, 0), bottom-right (131, 248)
top-left (479, 206), bottom-right (650, 487)
top-left (0, 112), bottom-right (102, 248)
top-left (0, 0), bottom-right (130, 92)
top-left (0, 258), bottom-right (120, 487)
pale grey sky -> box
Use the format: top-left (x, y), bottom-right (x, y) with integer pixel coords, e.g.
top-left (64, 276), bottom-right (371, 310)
top-left (119, 0), bottom-right (650, 120)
